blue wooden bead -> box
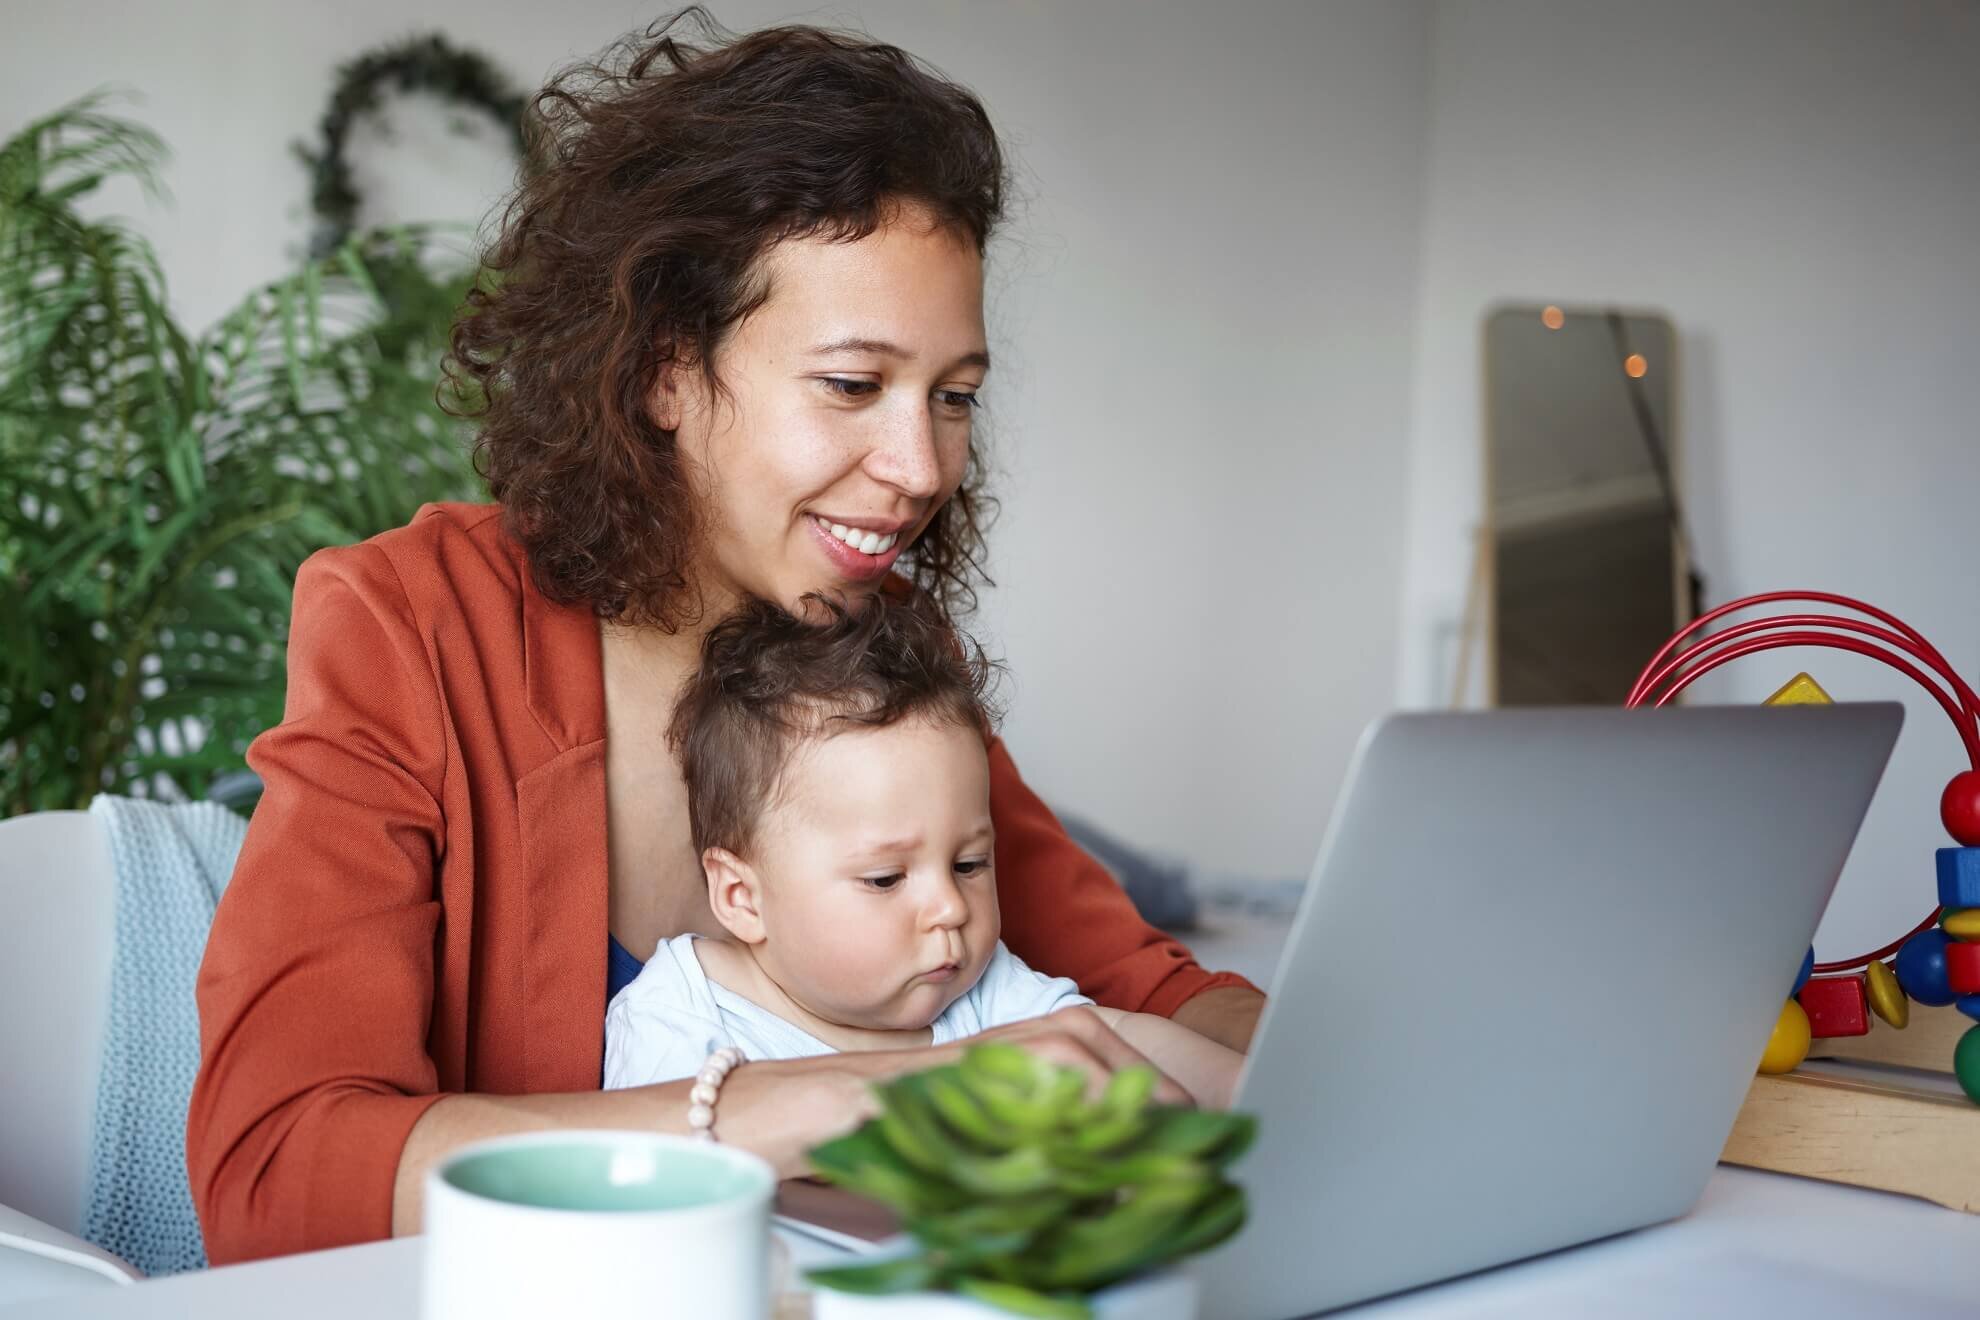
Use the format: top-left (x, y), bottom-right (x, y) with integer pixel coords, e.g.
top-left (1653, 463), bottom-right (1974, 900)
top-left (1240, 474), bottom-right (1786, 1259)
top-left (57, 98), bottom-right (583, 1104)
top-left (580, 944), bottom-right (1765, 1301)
top-left (1894, 928), bottom-right (1957, 1007)
top-left (1791, 946), bottom-right (1814, 996)
top-left (1958, 996), bottom-right (1980, 1022)
top-left (1937, 847), bottom-right (1980, 909)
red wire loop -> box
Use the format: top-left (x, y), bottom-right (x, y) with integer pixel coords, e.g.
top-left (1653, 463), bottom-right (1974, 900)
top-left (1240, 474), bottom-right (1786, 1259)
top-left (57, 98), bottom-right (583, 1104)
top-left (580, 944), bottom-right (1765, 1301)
top-left (1626, 591), bottom-right (1980, 973)
top-left (1633, 615), bottom-right (1980, 765)
top-left (1645, 631), bottom-right (1980, 766)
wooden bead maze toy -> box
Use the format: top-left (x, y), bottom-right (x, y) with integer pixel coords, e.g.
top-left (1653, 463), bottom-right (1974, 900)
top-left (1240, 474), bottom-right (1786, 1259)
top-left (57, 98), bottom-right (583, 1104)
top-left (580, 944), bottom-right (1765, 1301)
top-left (1626, 591), bottom-right (1980, 1211)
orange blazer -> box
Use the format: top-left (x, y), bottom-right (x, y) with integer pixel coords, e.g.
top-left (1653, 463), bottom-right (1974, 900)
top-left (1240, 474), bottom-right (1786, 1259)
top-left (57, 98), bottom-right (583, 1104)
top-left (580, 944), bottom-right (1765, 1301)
top-left (187, 503), bottom-right (1253, 1264)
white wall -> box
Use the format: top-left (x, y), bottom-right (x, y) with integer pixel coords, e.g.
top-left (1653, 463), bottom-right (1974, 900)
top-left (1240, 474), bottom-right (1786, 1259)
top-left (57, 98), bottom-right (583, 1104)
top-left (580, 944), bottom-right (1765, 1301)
top-left (32, 0), bottom-right (1966, 947)
top-left (3, 1), bottom-right (1433, 877)
top-left (939, 2), bottom-right (1432, 878)
top-left (1398, 0), bottom-right (1980, 957)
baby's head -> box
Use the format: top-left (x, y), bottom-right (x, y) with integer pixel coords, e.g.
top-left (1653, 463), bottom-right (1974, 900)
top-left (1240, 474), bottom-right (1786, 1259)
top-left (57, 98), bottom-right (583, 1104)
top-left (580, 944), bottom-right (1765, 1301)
top-left (670, 592), bottom-right (1001, 1032)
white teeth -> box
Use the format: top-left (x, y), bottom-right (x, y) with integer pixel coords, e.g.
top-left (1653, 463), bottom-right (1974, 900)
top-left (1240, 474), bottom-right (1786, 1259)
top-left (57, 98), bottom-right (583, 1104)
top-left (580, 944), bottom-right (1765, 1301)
top-left (815, 516), bottom-right (897, 555)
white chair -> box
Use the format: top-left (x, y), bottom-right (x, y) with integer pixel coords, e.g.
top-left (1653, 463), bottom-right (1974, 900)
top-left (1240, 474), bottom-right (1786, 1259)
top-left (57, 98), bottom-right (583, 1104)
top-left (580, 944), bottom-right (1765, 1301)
top-left (0, 810), bottom-right (141, 1301)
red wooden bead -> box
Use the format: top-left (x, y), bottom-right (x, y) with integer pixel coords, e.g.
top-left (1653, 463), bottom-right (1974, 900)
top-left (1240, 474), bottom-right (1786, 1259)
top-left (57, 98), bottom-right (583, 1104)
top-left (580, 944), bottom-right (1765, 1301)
top-left (1945, 771), bottom-right (1980, 847)
top-left (1797, 974), bottom-right (1870, 1038)
top-left (1948, 941), bottom-right (1980, 996)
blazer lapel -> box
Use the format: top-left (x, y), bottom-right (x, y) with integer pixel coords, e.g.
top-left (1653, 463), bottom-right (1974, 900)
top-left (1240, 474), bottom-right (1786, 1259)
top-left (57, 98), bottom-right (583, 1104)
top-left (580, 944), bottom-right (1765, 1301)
top-left (515, 551), bottom-right (610, 1092)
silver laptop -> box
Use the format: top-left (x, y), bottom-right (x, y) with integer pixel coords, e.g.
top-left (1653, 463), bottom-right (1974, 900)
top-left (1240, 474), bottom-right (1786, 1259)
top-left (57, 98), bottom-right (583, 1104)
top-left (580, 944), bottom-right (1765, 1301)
top-left (1197, 704), bottom-right (1902, 1319)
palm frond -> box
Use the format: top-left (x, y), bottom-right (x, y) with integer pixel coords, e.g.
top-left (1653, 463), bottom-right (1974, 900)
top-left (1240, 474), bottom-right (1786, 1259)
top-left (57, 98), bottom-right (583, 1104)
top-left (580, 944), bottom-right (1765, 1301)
top-left (1, 100), bottom-right (482, 814)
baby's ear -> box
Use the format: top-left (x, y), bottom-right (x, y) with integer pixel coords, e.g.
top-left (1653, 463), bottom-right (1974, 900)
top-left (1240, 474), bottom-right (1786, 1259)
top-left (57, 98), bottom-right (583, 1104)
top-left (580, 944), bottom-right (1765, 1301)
top-left (703, 846), bottom-right (767, 944)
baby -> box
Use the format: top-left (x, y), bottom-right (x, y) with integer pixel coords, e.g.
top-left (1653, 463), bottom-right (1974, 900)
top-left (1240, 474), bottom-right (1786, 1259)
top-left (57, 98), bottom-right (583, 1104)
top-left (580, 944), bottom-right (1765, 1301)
top-left (603, 592), bottom-right (1241, 1107)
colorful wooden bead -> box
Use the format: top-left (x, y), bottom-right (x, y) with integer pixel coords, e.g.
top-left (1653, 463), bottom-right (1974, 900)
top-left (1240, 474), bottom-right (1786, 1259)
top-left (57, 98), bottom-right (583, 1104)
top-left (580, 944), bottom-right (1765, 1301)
top-left (1958, 996), bottom-right (1980, 1022)
top-left (1764, 672), bottom-right (1834, 706)
top-left (1957, 1025), bottom-right (1980, 1105)
top-left (1938, 847), bottom-right (1980, 909)
top-left (1864, 959), bottom-right (1909, 1029)
top-left (1942, 769), bottom-right (1980, 847)
top-left (1948, 941), bottom-right (1980, 996)
top-left (1791, 946), bottom-right (1814, 996)
top-left (1942, 908), bottom-right (1980, 940)
top-left (1895, 928), bottom-right (1958, 1007)
top-left (1757, 999), bottom-right (1811, 1074)
top-left (1797, 974), bottom-right (1870, 1038)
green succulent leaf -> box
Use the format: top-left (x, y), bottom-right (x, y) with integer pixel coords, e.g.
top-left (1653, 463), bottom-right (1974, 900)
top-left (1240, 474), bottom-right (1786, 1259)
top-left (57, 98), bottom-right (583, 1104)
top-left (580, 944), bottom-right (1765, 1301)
top-left (1136, 1108), bottom-right (1258, 1165)
top-left (1097, 1063), bottom-right (1158, 1115)
top-left (1158, 1182), bottom-right (1249, 1260)
top-left (1063, 1105), bottom-right (1150, 1156)
top-left (906, 1194), bottom-right (1070, 1257)
top-left (1050, 1151), bottom-right (1208, 1197)
top-left (876, 1071), bottom-right (989, 1170)
top-left (1023, 1175), bottom-right (1213, 1292)
top-left (946, 1145), bottom-right (1059, 1197)
top-left (808, 1123), bottom-right (962, 1213)
top-left (922, 1068), bottom-right (1020, 1145)
top-left (806, 1255), bottom-right (944, 1297)
top-left (958, 1041), bottom-right (1050, 1088)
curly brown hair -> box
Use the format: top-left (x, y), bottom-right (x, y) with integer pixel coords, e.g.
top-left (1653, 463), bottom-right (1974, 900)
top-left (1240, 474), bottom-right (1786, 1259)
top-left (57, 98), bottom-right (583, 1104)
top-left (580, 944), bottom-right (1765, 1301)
top-left (445, 7), bottom-right (1007, 629)
top-left (670, 592), bottom-right (1001, 855)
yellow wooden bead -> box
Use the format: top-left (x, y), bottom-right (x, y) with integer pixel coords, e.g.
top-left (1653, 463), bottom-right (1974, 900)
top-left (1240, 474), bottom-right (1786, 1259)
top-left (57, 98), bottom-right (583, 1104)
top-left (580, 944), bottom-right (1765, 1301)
top-left (1764, 672), bottom-right (1835, 706)
top-left (1864, 958), bottom-right (1910, 1029)
top-left (1942, 908), bottom-right (1980, 940)
top-left (1758, 999), bottom-right (1811, 1074)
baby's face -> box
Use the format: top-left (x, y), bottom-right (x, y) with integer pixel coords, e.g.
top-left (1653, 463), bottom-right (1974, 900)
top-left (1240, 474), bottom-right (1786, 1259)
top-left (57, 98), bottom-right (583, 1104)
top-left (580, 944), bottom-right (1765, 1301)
top-left (747, 716), bottom-right (998, 1032)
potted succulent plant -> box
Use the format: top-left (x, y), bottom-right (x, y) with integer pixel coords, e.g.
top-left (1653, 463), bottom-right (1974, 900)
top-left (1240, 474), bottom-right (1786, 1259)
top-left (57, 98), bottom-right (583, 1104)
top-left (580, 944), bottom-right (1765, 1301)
top-left (805, 1043), bottom-right (1255, 1320)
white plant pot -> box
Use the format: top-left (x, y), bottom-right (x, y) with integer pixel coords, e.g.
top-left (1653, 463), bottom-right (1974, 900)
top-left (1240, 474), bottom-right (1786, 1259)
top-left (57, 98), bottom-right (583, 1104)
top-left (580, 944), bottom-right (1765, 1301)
top-left (811, 1267), bottom-right (1196, 1320)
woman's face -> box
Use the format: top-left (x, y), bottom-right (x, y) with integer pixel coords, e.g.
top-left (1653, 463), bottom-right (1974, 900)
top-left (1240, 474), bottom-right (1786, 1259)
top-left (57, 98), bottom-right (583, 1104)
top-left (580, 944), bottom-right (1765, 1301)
top-left (658, 200), bottom-right (988, 616)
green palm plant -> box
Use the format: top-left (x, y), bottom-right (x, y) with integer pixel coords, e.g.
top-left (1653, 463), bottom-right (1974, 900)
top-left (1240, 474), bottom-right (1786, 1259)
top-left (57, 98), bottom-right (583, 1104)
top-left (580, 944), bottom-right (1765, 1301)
top-left (0, 95), bottom-right (484, 814)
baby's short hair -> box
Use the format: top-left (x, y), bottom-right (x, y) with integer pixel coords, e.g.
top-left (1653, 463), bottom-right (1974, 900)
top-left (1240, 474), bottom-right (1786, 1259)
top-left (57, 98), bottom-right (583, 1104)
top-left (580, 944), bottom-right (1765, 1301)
top-left (669, 592), bottom-right (999, 856)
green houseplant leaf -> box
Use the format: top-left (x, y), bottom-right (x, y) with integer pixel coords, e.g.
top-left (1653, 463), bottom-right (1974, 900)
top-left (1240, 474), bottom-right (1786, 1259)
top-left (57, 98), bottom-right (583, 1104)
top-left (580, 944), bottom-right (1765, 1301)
top-left (0, 94), bottom-right (483, 814)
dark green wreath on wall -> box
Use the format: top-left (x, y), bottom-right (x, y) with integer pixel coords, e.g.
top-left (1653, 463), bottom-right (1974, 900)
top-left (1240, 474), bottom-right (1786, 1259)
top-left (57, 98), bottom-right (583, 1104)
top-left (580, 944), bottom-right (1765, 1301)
top-left (295, 33), bottom-right (528, 257)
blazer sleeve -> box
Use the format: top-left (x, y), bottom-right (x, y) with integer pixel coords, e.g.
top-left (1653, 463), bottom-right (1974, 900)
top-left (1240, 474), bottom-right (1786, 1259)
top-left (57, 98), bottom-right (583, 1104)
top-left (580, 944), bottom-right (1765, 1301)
top-left (186, 542), bottom-right (451, 1263)
top-left (987, 737), bottom-right (1259, 1018)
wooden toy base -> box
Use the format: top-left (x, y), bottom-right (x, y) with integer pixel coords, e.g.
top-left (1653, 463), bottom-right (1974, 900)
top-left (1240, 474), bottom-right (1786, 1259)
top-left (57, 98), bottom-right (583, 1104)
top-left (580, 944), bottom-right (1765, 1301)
top-left (1807, 995), bottom-right (1970, 1071)
top-left (1721, 1003), bottom-right (1980, 1213)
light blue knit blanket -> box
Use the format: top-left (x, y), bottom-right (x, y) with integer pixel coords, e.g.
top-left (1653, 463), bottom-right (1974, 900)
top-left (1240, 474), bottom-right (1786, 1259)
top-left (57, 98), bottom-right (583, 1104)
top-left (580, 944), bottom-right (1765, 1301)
top-left (83, 796), bottom-right (244, 1277)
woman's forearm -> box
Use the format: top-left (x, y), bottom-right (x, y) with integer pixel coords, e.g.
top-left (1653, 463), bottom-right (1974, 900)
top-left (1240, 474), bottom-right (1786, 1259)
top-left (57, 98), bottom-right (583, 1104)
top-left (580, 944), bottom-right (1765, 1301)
top-left (390, 1056), bottom-right (879, 1234)
top-left (395, 1088), bottom-right (658, 1235)
top-left (1170, 985), bottom-right (1265, 1053)
top-left (1094, 1008), bottom-right (1244, 1109)
top-left (390, 1007), bottom-right (1181, 1233)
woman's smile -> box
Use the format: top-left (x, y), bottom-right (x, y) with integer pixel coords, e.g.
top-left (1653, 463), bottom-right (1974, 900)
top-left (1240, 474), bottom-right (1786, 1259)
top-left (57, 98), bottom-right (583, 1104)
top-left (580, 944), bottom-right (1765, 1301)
top-left (806, 511), bottom-right (910, 581)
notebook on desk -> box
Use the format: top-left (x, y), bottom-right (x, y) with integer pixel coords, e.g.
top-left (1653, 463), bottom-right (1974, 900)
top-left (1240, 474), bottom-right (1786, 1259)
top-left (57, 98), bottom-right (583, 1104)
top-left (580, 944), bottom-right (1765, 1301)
top-left (773, 1179), bottom-right (905, 1254)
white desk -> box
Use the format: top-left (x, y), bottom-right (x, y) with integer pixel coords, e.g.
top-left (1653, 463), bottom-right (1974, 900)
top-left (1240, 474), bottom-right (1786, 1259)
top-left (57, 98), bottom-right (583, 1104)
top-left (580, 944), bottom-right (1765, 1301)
top-left (6, 1167), bottom-right (1975, 1320)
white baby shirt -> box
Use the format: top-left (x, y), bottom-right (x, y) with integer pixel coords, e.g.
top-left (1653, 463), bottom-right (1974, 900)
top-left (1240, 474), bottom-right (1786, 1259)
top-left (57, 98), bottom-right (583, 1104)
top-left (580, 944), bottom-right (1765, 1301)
top-left (603, 934), bottom-right (1093, 1089)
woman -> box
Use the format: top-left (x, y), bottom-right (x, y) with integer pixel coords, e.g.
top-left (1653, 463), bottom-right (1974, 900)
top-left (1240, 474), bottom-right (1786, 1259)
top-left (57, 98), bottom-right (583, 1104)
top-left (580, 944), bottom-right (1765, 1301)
top-left (187, 11), bottom-right (1262, 1265)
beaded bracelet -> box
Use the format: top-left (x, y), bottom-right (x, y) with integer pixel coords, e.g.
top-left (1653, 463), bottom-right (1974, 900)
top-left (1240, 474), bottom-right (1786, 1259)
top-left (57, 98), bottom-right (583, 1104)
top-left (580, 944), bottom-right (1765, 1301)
top-left (687, 1045), bottom-right (745, 1142)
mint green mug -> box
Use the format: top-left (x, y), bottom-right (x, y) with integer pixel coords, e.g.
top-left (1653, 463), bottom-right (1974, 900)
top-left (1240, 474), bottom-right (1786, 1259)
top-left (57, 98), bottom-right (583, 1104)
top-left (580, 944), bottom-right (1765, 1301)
top-left (422, 1131), bottom-right (775, 1320)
